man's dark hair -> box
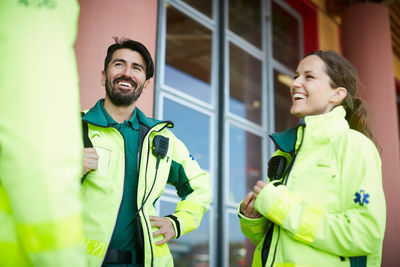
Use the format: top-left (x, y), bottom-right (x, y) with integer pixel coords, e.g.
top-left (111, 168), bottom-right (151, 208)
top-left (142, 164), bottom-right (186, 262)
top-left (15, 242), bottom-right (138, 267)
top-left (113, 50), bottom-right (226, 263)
top-left (104, 37), bottom-right (154, 80)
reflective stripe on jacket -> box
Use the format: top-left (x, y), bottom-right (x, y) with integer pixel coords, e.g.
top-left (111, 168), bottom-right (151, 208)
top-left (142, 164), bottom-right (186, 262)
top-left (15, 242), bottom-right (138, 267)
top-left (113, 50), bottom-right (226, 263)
top-left (82, 107), bottom-right (211, 267)
top-left (0, 0), bottom-right (86, 266)
top-left (239, 106), bottom-right (386, 267)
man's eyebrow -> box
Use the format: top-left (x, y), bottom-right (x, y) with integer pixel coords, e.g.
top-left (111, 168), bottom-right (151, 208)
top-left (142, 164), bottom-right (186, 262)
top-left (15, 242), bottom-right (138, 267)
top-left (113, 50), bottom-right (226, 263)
top-left (111, 59), bottom-right (145, 70)
top-left (133, 62), bottom-right (145, 70)
top-left (111, 58), bottom-right (126, 64)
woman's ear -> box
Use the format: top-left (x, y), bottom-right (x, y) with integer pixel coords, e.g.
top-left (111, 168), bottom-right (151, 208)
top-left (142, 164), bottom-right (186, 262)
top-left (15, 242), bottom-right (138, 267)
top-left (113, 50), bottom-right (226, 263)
top-left (331, 87), bottom-right (347, 105)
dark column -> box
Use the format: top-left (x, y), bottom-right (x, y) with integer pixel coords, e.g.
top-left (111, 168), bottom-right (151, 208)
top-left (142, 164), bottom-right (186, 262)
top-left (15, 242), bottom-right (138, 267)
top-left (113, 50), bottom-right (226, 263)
top-left (342, 3), bottom-right (400, 266)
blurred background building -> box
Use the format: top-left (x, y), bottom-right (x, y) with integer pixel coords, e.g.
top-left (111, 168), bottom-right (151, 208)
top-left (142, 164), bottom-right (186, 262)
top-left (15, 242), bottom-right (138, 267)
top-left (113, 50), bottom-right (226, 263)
top-left (75, 0), bottom-right (400, 266)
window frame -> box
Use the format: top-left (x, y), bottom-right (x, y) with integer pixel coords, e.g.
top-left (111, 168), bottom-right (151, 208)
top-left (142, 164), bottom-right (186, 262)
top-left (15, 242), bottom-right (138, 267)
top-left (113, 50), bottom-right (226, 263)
top-left (154, 1), bottom-right (305, 266)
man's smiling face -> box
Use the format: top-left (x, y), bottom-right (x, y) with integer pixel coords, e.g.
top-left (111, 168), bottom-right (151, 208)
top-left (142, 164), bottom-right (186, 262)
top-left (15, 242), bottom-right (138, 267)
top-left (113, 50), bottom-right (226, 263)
top-left (102, 48), bottom-right (149, 106)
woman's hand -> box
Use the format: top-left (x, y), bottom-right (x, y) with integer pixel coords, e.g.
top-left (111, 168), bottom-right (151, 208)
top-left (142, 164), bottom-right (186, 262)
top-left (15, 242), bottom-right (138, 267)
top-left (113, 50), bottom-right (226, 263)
top-left (240, 191), bottom-right (262, 219)
top-left (253, 180), bottom-right (267, 198)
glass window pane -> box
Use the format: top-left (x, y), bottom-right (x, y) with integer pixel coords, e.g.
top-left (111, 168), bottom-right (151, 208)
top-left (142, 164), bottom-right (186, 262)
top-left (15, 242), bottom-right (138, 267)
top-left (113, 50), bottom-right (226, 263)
top-left (181, 0), bottom-right (212, 18)
top-left (229, 0), bottom-right (262, 48)
top-left (163, 98), bottom-right (210, 171)
top-left (273, 69), bottom-right (298, 132)
top-left (158, 200), bottom-right (210, 266)
top-left (228, 212), bottom-right (256, 267)
top-left (229, 125), bottom-right (262, 205)
top-left (166, 6), bottom-right (212, 103)
top-left (229, 43), bottom-right (262, 124)
top-left (272, 1), bottom-right (300, 70)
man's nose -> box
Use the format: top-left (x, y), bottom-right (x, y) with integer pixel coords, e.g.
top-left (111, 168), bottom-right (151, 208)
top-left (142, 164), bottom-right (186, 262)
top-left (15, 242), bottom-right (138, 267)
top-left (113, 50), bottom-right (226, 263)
top-left (122, 67), bottom-right (134, 78)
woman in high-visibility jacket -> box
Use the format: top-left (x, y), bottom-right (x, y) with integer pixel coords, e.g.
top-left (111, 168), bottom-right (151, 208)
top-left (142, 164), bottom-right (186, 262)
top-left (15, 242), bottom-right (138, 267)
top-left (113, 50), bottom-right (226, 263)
top-left (239, 50), bottom-right (386, 267)
top-left (0, 1), bottom-right (86, 266)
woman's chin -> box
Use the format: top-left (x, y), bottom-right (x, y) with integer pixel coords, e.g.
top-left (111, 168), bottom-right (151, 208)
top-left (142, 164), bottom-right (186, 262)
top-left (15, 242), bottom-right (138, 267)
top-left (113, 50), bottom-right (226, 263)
top-left (290, 108), bottom-right (304, 118)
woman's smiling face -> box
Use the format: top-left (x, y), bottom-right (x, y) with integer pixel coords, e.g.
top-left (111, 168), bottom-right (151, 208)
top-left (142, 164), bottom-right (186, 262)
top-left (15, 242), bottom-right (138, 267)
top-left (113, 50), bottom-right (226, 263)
top-left (290, 55), bottom-right (343, 118)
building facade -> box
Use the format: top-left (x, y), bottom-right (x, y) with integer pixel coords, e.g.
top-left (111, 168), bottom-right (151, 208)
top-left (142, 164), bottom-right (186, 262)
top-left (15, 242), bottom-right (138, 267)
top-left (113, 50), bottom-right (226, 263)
top-left (75, 0), bottom-right (400, 266)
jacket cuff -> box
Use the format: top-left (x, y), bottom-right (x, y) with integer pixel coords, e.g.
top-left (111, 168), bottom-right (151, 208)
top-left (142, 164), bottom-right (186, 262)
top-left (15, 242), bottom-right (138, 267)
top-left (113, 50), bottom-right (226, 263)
top-left (254, 180), bottom-right (287, 217)
top-left (255, 182), bottom-right (301, 226)
top-left (165, 215), bottom-right (180, 239)
top-left (237, 200), bottom-right (268, 223)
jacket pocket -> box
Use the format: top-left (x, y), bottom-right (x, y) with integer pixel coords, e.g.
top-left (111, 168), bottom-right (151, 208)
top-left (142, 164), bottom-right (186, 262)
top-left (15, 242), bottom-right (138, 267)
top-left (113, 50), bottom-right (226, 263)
top-left (289, 160), bottom-right (339, 210)
top-left (91, 146), bottom-right (111, 178)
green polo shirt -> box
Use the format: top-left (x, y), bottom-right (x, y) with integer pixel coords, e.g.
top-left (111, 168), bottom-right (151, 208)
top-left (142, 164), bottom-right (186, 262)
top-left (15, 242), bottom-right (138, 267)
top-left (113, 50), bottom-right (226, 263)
top-left (99, 101), bottom-right (140, 251)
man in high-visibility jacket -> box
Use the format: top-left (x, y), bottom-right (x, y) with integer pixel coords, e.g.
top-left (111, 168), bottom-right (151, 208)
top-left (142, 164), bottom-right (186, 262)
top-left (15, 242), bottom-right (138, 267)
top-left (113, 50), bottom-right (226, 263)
top-left (81, 37), bottom-right (211, 266)
top-left (0, 1), bottom-right (87, 266)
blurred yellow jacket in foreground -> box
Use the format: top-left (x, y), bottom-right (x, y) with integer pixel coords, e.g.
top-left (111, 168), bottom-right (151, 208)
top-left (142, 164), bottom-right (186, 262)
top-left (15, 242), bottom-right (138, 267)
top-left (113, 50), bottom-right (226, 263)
top-left (0, 1), bottom-right (86, 266)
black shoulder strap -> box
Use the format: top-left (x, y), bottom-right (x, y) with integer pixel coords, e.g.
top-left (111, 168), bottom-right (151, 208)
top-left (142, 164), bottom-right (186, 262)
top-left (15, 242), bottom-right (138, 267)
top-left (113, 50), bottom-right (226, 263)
top-left (81, 112), bottom-right (92, 184)
top-left (138, 123), bottom-right (149, 151)
top-left (137, 123), bottom-right (150, 171)
top-left (81, 112), bottom-right (93, 148)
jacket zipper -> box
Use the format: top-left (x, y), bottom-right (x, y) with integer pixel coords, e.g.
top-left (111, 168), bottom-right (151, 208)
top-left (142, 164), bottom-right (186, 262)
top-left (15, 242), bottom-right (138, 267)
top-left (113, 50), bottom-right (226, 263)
top-left (136, 121), bottom-right (172, 267)
top-left (85, 119), bottom-right (172, 266)
top-left (268, 125), bottom-right (305, 266)
top-left (83, 120), bottom-right (127, 266)
top-left (271, 226), bottom-right (281, 265)
top-left (104, 129), bottom-right (127, 265)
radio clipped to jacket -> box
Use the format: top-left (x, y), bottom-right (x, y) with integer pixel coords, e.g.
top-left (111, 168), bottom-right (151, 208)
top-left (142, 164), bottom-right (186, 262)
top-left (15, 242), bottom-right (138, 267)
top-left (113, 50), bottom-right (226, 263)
top-left (267, 155), bottom-right (287, 185)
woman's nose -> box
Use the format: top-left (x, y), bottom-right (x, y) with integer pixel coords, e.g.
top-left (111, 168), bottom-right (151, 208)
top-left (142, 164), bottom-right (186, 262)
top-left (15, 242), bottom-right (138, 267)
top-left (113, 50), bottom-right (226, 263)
top-left (291, 76), bottom-right (301, 88)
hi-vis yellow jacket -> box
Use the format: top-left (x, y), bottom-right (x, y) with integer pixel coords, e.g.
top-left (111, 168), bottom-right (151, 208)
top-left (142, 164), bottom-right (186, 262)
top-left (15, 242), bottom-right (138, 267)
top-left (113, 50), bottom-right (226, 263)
top-left (0, 0), bottom-right (86, 266)
top-left (82, 103), bottom-right (211, 267)
top-left (239, 106), bottom-right (386, 267)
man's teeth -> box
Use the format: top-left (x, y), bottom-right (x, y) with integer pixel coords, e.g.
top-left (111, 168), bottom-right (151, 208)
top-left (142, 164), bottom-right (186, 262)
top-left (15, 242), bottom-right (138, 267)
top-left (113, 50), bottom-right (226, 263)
top-left (118, 81), bottom-right (132, 88)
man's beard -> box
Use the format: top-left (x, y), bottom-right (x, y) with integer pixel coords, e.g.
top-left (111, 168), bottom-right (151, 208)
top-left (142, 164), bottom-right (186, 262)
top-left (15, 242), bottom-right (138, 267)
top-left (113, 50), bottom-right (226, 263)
top-left (105, 76), bottom-right (144, 106)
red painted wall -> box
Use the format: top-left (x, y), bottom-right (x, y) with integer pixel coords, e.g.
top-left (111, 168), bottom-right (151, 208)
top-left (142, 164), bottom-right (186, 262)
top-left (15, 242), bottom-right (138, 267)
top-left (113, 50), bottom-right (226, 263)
top-left (342, 3), bottom-right (400, 266)
top-left (74, 0), bottom-right (158, 116)
top-left (285, 0), bottom-right (319, 54)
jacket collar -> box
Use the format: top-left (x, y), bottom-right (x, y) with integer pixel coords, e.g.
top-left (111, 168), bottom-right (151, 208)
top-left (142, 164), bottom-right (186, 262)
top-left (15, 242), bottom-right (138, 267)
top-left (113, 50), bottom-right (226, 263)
top-left (302, 105), bottom-right (349, 148)
top-left (270, 106), bottom-right (349, 153)
top-left (83, 99), bottom-right (161, 129)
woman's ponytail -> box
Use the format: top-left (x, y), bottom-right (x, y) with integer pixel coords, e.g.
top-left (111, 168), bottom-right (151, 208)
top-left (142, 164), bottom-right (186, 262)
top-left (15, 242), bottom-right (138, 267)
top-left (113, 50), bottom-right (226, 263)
top-left (344, 95), bottom-right (377, 146)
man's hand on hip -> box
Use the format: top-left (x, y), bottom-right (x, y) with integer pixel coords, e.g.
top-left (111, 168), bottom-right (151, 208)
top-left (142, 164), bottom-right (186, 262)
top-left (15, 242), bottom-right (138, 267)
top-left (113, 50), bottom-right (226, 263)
top-left (150, 216), bottom-right (176, 245)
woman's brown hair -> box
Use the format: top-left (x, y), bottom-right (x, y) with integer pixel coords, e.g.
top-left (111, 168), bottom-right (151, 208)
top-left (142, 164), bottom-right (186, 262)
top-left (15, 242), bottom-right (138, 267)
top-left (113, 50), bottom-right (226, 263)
top-left (306, 50), bottom-right (378, 146)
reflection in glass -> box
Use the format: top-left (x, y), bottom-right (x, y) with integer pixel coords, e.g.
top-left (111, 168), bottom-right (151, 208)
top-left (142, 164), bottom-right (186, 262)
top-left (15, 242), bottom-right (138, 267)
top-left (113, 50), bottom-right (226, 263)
top-left (158, 200), bottom-right (210, 267)
top-left (181, 0), bottom-right (212, 18)
top-left (273, 70), bottom-right (298, 132)
top-left (229, 125), bottom-right (262, 205)
top-left (229, 0), bottom-right (262, 48)
top-left (272, 1), bottom-right (300, 70)
top-left (228, 212), bottom-right (256, 267)
top-left (166, 5), bottom-right (212, 103)
top-left (229, 43), bottom-right (262, 124)
top-left (165, 64), bottom-right (210, 103)
top-left (163, 98), bottom-right (210, 171)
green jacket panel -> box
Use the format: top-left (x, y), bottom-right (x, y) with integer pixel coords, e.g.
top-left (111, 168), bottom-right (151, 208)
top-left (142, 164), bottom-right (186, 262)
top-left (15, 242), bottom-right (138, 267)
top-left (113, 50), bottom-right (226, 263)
top-left (240, 106), bottom-right (386, 267)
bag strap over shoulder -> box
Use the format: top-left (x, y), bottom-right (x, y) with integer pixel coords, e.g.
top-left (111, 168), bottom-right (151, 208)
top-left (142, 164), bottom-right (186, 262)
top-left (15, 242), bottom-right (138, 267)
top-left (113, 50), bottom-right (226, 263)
top-left (81, 112), bottom-right (92, 184)
top-left (81, 112), bottom-right (93, 148)
top-left (138, 123), bottom-right (149, 151)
